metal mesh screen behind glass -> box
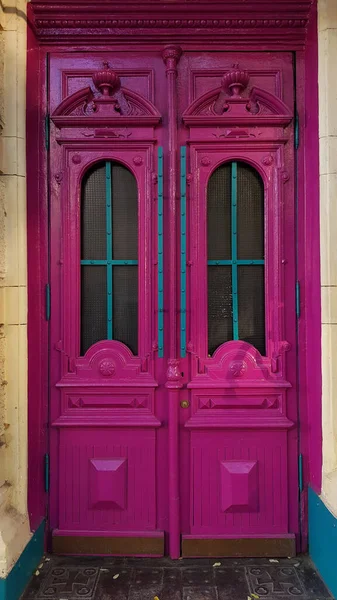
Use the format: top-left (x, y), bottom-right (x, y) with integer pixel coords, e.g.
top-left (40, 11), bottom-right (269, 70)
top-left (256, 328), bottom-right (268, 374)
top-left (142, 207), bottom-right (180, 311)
top-left (81, 164), bottom-right (106, 260)
top-left (207, 161), bottom-right (265, 355)
top-left (208, 266), bottom-right (233, 355)
top-left (80, 161), bottom-right (138, 355)
top-left (207, 163), bottom-right (231, 260)
top-left (238, 265), bottom-right (265, 355)
top-left (113, 266), bottom-right (138, 354)
top-left (81, 265), bottom-right (107, 354)
top-left (237, 163), bottom-right (264, 260)
top-left (112, 164), bottom-right (138, 260)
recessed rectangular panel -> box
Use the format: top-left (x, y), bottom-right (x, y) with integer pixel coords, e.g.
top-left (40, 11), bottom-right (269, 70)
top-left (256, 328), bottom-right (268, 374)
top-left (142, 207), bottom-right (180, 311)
top-left (190, 430), bottom-right (288, 535)
top-left (59, 428), bottom-right (156, 532)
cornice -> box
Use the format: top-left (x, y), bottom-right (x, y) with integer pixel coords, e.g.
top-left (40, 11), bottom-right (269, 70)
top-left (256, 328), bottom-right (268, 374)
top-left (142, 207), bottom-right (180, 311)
top-left (29, 0), bottom-right (313, 47)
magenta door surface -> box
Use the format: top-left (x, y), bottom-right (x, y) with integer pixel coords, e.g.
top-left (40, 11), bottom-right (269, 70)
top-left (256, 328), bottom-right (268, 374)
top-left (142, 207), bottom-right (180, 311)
top-left (48, 49), bottom-right (298, 558)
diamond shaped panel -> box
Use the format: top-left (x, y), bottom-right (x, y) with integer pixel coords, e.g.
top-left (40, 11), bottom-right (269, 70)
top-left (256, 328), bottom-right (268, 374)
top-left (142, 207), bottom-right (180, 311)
top-left (89, 458), bottom-right (127, 509)
top-left (220, 460), bottom-right (258, 513)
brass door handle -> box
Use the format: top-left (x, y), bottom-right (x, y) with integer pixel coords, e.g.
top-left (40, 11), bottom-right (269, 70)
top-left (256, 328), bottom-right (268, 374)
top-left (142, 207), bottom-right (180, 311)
top-left (180, 400), bottom-right (190, 409)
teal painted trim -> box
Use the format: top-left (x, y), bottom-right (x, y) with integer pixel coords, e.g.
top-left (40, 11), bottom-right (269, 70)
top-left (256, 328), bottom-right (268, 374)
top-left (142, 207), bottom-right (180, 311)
top-left (309, 487), bottom-right (337, 599)
top-left (295, 111), bottom-right (300, 150)
top-left (296, 280), bottom-right (301, 319)
top-left (45, 283), bottom-right (50, 321)
top-left (158, 147), bottom-right (164, 358)
top-left (44, 453), bottom-right (50, 492)
top-left (0, 520), bottom-right (45, 600)
top-left (81, 260), bottom-right (138, 266)
top-left (106, 161), bottom-right (113, 340)
top-left (231, 162), bottom-right (239, 340)
top-left (180, 146), bottom-right (187, 358)
top-left (298, 453), bottom-right (303, 492)
top-left (44, 114), bottom-right (50, 151)
top-left (208, 260), bottom-right (264, 266)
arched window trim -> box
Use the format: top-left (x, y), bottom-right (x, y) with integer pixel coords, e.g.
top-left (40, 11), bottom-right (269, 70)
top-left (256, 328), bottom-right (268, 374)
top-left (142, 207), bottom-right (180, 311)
top-left (80, 159), bottom-right (138, 355)
top-left (207, 159), bottom-right (265, 356)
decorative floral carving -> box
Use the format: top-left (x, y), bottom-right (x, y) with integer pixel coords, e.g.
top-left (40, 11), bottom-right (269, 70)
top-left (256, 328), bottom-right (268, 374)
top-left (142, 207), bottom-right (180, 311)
top-left (222, 64), bottom-right (249, 98)
top-left (72, 153), bottom-right (82, 164)
top-left (133, 155), bottom-right (143, 166)
top-left (228, 360), bottom-right (247, 378)
top-left (166, 359), bottom-right (182, 382)
top-left (262, 154), bottom-right (274, 166)
top-left (281, 169), bottom-right (290, 182)
top-left (99, 360), bottom-right (116, 377)
top-left (201, 156), bottom-right (211, 166)
top-left (54, 172), bottom-right (63, 185)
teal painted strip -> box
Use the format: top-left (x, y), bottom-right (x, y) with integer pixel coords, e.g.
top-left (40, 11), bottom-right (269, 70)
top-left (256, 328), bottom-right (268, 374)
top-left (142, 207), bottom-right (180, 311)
top-left (180, 146), bottom-right (187, 358)
top-left (45, 114), bottom-right (50, 151)
top-left (81, 260), bottom-right (138, 266)
top-left (158, 147), bottom-right (164, 357)
top-left (45, 283), bottom-right (50, 321)
top-left (0, 520), bottom-right (45, 600)
top-left (298, 453), bottom-right (303, 492)
top-left (296, 280), bottom-right (301, 319)
top-left (208, 260), bottom-right (264, 266)
top-left (81, 260), bottom-right (107, 265)
top-left (44, 453), bottom-right (50, 493)
top-left (231, 162), bottom-right (239, 340)
top-left (309, 487), bottom-right (337, 599)
top-left (106, 162), bottom-right (113, 340)
top-left (295, 112), bottom-right (300, 150)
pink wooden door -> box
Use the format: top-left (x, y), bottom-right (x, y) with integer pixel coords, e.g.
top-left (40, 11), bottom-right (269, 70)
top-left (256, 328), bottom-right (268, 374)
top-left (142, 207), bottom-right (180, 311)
top-left (48, 49), bottom-right (298, 557)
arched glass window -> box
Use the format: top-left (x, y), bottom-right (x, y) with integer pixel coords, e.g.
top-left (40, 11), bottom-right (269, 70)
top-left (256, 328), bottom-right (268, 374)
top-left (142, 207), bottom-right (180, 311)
top-left (207, 161), bottom-right (265, 355)
top-left (80, 161), bottom-right (138, 355)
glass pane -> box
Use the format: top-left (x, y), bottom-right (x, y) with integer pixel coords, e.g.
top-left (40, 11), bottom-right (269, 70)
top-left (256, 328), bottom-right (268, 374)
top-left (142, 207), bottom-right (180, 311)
top-left (238, 265), bottom-right (265, 354)
top-left (112, 164), bottom-right (138, 260)
top-left (237, 163), bottom-right (264, 260)
top-left (81, 163), bottom-right (106, 260)
top-left (207, 163), bottom-right (231, 260)
top-left (208, 266), bottom-right (232, 355)
top-left (81, 265), bottom-right (107, 354)
top-left (113, 266), bottom-right (138, 354)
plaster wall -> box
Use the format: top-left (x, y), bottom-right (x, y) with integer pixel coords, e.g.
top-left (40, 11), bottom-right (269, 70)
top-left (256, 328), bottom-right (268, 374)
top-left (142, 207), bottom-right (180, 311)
top-left (0, 0), bottom-right (30, 579)
top-left (318, 0), bottom-right (337, 517)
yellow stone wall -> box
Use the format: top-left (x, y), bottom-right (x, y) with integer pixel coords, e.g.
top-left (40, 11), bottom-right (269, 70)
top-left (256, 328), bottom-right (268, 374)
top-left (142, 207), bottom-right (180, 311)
top-left (318, 0), bottom-right (337, 517)
top-left (0, 0), bottom-right (30, 579)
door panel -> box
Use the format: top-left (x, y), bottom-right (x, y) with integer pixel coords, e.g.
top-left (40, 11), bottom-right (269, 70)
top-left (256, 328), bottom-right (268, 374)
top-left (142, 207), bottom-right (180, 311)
top-left (48, 50), bottom-right (297, 557)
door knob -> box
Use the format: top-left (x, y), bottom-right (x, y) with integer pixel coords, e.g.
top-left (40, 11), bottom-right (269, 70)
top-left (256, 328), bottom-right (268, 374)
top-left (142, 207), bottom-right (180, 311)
top-left (180, 400), bottom-right (190, 409)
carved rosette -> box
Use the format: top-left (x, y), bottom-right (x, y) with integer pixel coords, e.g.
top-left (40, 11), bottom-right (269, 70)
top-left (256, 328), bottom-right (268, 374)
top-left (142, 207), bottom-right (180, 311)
top-left (228, 360), bottom-right (247, 378)
top-left (165, 358), bottom-right (183, 389)
top-left (99, 360), bottom-right (116, 377)
top-left (92, 62), bottom-right (121, 97)
top-left (162, 45), bottom-right (182, 76)
top-left (222, 65), bottom-right (249, 98)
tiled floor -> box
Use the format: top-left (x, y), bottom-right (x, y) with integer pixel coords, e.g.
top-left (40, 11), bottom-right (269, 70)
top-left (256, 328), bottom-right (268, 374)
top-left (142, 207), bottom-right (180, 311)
top-left (21, 555), bottom-right (334, 600)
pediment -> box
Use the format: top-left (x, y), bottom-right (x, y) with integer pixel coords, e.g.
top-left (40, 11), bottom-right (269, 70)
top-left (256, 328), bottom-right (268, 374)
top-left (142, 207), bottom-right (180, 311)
top-left (183, 67), bottom-right (292, 128)
top-left (51, 63), bottom-right (161, 128)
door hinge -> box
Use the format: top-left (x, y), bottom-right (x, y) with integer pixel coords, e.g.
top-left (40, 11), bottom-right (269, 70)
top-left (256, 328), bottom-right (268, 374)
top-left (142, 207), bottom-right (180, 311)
top-left (45, 114), bottom-right (50, 151)
top-left (44, 453), bottom-right (50, 493)
top-left (298, 453), bottom-right (303, 492)
top-left (296, 280), bottom-right (300, 319)
top-left (45, 283), bottom-right (51, 321)
top-left (295, 112), bottom-right (299, 150)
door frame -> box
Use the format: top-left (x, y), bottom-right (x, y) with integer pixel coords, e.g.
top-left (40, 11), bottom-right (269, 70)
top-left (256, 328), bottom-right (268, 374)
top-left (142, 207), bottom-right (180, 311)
top-left (26, 1), bottom-right (321, 555)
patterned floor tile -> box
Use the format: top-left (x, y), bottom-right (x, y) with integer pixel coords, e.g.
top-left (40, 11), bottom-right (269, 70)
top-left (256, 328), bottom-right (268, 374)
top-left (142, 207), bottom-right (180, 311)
top-left (20, 555), bottom-right (334, 600)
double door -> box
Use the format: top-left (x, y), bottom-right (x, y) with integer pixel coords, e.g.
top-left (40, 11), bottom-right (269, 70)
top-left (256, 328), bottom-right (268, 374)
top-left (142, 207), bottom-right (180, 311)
top-left (49, 49), bottom-right (298, 557)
